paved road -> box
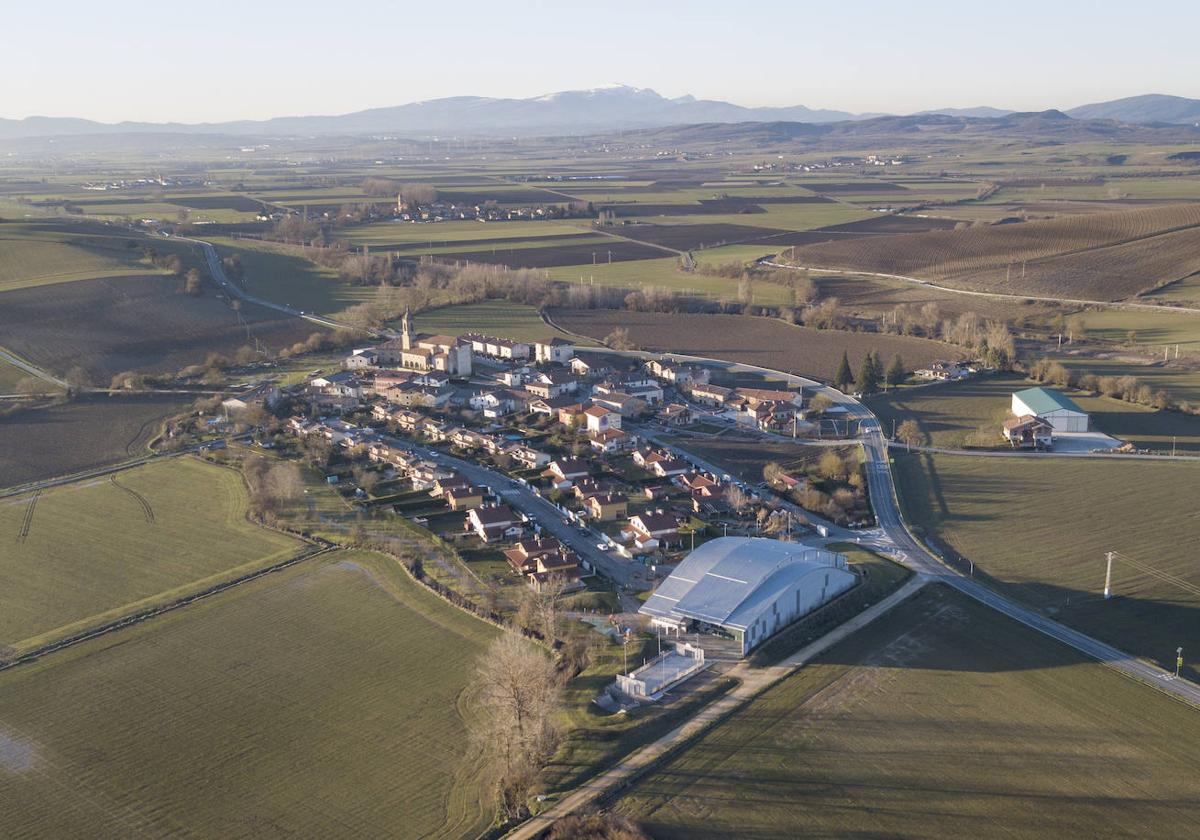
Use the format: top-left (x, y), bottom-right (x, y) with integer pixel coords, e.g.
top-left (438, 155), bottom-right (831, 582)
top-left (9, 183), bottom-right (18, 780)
top-left (507, 575), bottom-right (929, 839)
top-left (0, 346), bottom-right (67, 389)
top-left (586, 346), bottom-right (1200, 706)
top-left (377, 435), bottom-right (647, 588)
top-left (185, 236), bottom-right (385, 336)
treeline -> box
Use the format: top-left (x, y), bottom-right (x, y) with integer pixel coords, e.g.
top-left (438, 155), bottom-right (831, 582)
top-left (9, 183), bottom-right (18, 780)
top-left (1027, 358), bottom-right (1195, 413)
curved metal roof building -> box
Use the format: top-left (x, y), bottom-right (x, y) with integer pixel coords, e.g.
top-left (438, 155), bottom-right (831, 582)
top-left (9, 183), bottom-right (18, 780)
top-left (640, 537), bottom-right (855, 655)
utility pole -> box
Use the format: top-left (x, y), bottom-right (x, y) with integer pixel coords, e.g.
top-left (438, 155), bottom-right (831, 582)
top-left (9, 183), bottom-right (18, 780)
top-left (1104, 551), bottom-right (1115, 599)
top-left (1176, 647), bottom-right (1184, 679)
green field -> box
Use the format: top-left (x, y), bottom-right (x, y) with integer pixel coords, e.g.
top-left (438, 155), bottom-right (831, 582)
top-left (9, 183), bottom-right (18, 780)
top-left (0, 550), bottom-right (498, 838)
top-left (0, 457), bottom-right (304, 653)
top-left (615, 584), bottom-right (1200, 838)
top-left (337, 219), bottom-right (588, 246)
top-left (867, 372), bottom-right (1200, 452)
top-left (0, 223), bottom-right (189, 292)
top-left (206, 237), bottom-right (376, 316)
top-left (894, 452), bottom-right (1200, 678)
top-left (1077, 307), bottom-right (1200, 353)
top-left (415, 300), bottom-right (588, 344)
top-left (0, 358), bottom-right (30, 391)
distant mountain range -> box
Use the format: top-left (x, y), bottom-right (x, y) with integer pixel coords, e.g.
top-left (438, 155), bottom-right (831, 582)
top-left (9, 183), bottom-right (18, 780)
top-left (1, 87), bottom-right (1198, 140)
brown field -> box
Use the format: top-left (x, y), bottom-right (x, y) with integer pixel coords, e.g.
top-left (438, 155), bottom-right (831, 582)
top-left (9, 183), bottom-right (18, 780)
top-left (814, 272), bottom-right (1058, 323)
top-left (0, 394), bottom-right (192, 488)
top-left (789, 203), bottom-right (1200, 300)
top-left (550, 309), bottom-right (967, 383)
top-left (616, 223), bottom-right (788, 251)
top-left (431, 238), bottom-right (665, 268)
top-left (0, 274), bottom-right (324, 380)
top-left (822, 214), bottom-right (964, 234)
top-left (163, 195), bottom-right (266, 212)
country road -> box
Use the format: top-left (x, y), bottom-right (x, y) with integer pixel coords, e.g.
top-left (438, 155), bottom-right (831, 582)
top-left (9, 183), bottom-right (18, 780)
top-left (0, 345), bottom-right (67, 389)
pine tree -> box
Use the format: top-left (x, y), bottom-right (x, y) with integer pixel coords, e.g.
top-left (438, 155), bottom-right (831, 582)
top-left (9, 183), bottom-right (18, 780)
top-left (886, 354), bottom-right (906, 388)
top-left (858, 353), bottom-right (880, 395)
top-left (870, 351), bottom-right (885, 384)
top-left (833, 350), bottom-right (854, 392)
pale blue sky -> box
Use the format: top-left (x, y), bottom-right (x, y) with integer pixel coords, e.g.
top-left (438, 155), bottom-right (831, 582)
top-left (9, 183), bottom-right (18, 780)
top-left (3, 0), bottom-right (1197, 122)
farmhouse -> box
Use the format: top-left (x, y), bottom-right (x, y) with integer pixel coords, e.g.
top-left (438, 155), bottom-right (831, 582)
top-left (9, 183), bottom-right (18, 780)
top-left (640, 537), bottom-right (856, 656)
top-left (1011, 387), bottom-right (1089, 432)
top-left (1003, 415), bottom-right (1054, 449)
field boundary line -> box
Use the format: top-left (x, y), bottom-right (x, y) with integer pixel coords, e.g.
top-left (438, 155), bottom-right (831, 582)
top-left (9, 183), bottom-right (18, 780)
top-left (890, 441), bottom-right (1200, 462)
top-left (0, 543), bottom-right (334, 673)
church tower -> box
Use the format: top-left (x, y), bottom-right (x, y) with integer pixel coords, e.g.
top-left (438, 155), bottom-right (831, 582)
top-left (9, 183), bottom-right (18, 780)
top-left (401, 308), bottom-right (413, 350)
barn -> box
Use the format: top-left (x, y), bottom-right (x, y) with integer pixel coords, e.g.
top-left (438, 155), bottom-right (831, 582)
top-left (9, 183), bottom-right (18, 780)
top-left (1011, 386), bottom-right (1089, 432)
top-left (640, 537), bottom-right (856, 656)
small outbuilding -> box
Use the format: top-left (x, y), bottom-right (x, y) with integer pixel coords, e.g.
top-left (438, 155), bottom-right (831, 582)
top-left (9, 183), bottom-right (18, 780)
top-left (1011, 386), bottom-right (1089, 432)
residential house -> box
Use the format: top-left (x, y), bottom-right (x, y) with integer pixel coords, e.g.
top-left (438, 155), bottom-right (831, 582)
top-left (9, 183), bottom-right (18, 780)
top-left (649, 457), bottom-right (691, 479)
top-left (534, 337), bottom-right (575, 365)
top-left (572, 477), bottom-right (612, 499)
top-left (445, 485), bottom-right (486, 511)
top-left (309, 370), bottom-right (364, 398)
top-left (420, 418), bottom-right (448, 442)
top-left (505, 444), bottom-right (551, 470)
top-left (343, 348), bottom-right (379, 370)
top-left (465, 505), bottom-right (521, 542)
top-left (589, 390), bottom-right (647, 418)
top-left (584, 405), bottom-right (621, 434)
top-left (1002, 415), bottom-right (1054, 449)
top-left (529, 394), bottom-right (579, 417)
top-left (526, 370), bottom-right (579, 400)
top-left (557, 403), bottom-right (587, 428)
top-left (503, 538), bottom-right (583, 591)
top-left (585, 492), bottom-right (628, 522)
top-left (589, 427), bottom-right (631, 454)
top-left (658, 403), bottom-right (692, 426)
top-left (409, 460), bottom-right (454, 490)
top-left (624, 510), bottom-right (680, 551)
top-left (689, 383), bottom-right (732, 407)
top-left (430, 472), bottom-right (472, 498)
top-left (545, 457), bottom-right (590, 487)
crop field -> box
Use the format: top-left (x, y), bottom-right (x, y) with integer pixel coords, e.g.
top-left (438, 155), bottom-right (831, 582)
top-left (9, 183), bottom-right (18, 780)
top-left (1144, 271), bottom-right (1200, 304)
top-left (659, 434), bottom-right (856, 484)
top-left (820, 213), bottom-right (964, 234)
top-left (867, 372), bottom-right (1200, 451)
top-left (207, 236), bottom-right (377, 316)
top-left (788, 203), bottom-right (1200, 300)
top-left (895, 453), bottom-right (1200, 677)
top-left (615, 584), bottom-right (1200, 838)
top-left (0, 457), bottom-right (304, 653)
top-left (612, 223), bottom-right (788, 251)
top-left (0, 550), bottom-right (499, 838)
top-left (1075, 307), bottom-right (1200, 353)
top-left (0, 222), bottom-right (192, 293)
top-left (431, 237), bottom-right (666, 269)
top-left (550, 309), bottom-right (967, 383)
top-left (813, 270), bottom-right (1058, 324)
top-left (414, 300), bottom-right (587, 343)
top-left (0, 394), bottom-right (192, 487)
top-left (0, 358), bottom-right (29, 392)
top-left (335, 219), bottom-right (587, 246)
top-left (0, 274), bottom-right (325, 381)
top-left (1050, 353), bottom-right (1200, 406)
top-left (546, 258), bottom-right (795, 306)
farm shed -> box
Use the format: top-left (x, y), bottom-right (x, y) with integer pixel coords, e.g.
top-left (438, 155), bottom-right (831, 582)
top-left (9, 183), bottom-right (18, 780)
top-left (640, 537), bottom-right (855, 656)
top-left (1011, 387), bottom-right (1089, 432)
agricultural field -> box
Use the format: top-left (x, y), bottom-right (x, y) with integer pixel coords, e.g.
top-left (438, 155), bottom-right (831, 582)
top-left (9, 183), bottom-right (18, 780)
top-left (0, 457), bottom-right (303, 653)
top-left (430, 237), bottom-right (666, 269)
top-left (615, 584), bottom-right (1200, 838)
top-left (659, 435), bottom-right (859, 484)
top-left (894, 453), bottom-right (1200, 677)
top-left (788, 203), bottom-right (1200, 300)
top-left (0, 274), bottom-right (326, 381)
top-left (867, 372), bottom-right (1200, 451)
top-left (546, 258), bottom-right (794, 307)
top-left (615, 222), bottom-right (788, 251)
top-left (0, 358), bottom-right (31, 392)
top-left (335, 219), bottom-right (588, 247)
top-left (414, 300), bottom-right (588, 344)
top-left (0, 394), bottom-right (192, 487)
top-left (0, 550), bottom-right (499, 838)
top-left (206, 236), bottom-right (376, 316)
top-left (550, 309), bottom-right (968, 383)
top-left (1075, 307), bottom-right (1200, 354)
top-left (0, 222), bottom-right (194, 293)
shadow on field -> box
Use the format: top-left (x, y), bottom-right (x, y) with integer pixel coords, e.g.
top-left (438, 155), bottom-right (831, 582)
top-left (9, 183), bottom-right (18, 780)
top-left (813, 582), bottom-right (1199, 683)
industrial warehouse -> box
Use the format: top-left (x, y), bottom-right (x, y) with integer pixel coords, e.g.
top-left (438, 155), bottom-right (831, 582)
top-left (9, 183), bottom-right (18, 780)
top-left (640, 537), bottom-right (857, 656)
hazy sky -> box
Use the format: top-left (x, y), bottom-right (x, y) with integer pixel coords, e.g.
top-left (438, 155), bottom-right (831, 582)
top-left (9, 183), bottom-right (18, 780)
top-left (4, 0), bottom-right (1197, 122)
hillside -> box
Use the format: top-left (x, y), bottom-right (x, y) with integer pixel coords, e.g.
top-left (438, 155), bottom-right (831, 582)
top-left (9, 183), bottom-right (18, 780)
top-left (787, 203), bottom-right (1200, 300)
top-left (1068, 93), bottom-right (1200, 125)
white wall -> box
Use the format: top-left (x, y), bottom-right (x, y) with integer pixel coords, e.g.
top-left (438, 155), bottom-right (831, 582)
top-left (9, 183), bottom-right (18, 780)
top-left (740, 566), bottom-right (857, 655)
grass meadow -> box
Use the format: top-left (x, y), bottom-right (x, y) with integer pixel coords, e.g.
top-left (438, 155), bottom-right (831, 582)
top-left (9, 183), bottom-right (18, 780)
top-left (894, 452), bottom-right (1200, 678)
top-left (414, 300), bottom-right (586, 344)
top-left (867, 372), bottom-right (1200, 452)
top-left (614, 584), bottom-right (1200, 838)
top-left (0, 222), bottom-right (191, 293)
top-left (0, 457), bottom-right (303, 654)
top-left (0, 550), bottom-right (499, 838)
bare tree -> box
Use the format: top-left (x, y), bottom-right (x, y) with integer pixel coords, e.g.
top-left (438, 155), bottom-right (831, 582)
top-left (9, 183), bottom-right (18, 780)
top-left (897, 419), bottom-right (922, 451)
top-left (474, 631), bottom-right (561, 821)
top-left (725, 484), bottom-right (750, 514)
top-left (604, 327), bottom-right (635, 351)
